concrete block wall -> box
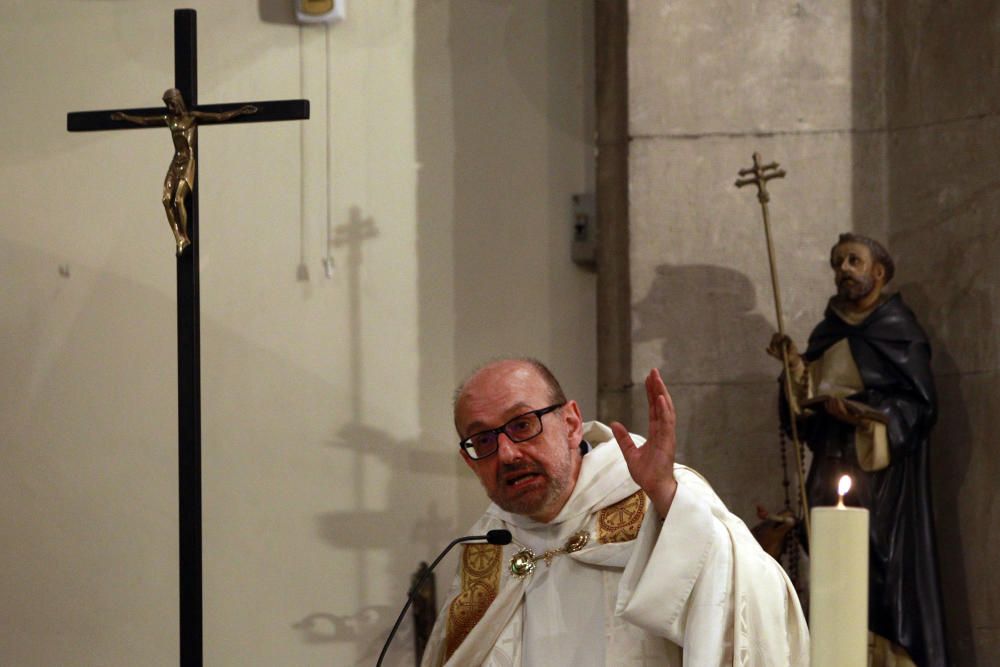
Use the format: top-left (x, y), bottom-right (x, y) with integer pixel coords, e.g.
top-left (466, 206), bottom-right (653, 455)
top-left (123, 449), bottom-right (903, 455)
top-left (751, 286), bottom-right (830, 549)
top-left (629, 1), bottom-right (998, 663)
top-left (885, 3), bottom-right (1000, 664)
top-left (628, 0), bottom-right (883, 529)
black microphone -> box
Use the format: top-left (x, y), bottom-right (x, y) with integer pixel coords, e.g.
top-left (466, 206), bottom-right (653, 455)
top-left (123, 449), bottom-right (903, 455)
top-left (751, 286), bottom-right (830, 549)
top-left (375, 530), bottom-right (512, 666)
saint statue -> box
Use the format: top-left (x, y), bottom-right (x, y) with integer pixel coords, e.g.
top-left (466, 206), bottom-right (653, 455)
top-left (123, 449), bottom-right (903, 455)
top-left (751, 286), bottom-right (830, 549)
top-left (112, 89), bottom-right (257, 254)
top-left (767, 233), bottom-right (948, 667)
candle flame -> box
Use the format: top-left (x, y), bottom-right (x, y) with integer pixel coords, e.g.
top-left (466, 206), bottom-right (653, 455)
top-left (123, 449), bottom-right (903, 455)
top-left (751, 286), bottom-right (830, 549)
top-left (838, 475), bottom-right (852, 497)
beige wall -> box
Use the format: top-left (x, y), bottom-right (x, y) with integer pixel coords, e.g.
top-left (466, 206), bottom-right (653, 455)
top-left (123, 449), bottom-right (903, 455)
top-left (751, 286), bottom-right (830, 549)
top-left (0, 1), bottom-right (595, 665)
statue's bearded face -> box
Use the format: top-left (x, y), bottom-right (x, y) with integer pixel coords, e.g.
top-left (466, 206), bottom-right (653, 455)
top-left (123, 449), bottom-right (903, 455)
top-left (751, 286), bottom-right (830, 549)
top-left (832, 241), bottom-right (879, 302)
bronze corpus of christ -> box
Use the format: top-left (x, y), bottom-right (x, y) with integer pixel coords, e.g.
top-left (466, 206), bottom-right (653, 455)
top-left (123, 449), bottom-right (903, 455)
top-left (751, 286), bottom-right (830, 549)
top-left (111, 89), bottom-right (257, 255)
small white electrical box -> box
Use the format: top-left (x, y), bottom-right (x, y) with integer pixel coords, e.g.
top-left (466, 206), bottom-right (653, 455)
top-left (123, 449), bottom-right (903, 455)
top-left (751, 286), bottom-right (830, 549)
top-left (295, 0), bottom-right (346, 24)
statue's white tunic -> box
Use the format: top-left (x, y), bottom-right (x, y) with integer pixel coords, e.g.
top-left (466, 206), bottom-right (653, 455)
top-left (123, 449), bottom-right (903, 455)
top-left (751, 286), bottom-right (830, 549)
top-left (420, 422), bottom-right (809, 667)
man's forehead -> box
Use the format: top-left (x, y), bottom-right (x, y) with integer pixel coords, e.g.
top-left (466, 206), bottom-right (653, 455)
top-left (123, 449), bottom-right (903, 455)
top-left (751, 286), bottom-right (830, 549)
top-left (833, 241), bottom-right (871, 259)
top-left (456, 363), bottom-right (549, 428)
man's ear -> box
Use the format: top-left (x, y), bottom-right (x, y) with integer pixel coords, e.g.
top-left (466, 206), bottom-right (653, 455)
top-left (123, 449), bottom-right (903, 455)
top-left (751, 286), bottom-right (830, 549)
top-left (873, 262), bottom-right (887, 286)
top-left (563, 400), bottom-right (584, 446)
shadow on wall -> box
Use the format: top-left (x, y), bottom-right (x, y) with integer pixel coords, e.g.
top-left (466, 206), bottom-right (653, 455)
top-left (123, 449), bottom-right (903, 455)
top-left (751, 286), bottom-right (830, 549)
top-left (290, 210), bottom-right (458, 666)
top-left (633, 263), bottom-right (777, 383)
top-left (631, 264), bottom-right (793, 526)
top-left (257, 0), bottom-right (297, 24)
top-left (897, 282), bottom-right (976, 666)
top-left (296, 424), bottom-right (456, 666)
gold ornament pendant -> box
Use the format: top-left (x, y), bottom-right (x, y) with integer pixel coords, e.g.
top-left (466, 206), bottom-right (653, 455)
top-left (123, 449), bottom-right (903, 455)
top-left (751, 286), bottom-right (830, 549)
top-left (508, 530), bottom-right (590, 578)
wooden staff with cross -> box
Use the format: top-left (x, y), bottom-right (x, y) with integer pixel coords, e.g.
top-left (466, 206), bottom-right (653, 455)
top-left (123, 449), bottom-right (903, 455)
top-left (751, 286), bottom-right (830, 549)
top-left (735, 152), bottom-right (811, 542)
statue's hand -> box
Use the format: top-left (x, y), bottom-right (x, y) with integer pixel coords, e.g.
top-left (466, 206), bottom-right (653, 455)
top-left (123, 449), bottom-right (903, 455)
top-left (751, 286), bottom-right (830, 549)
top-left (111, 112), bottom-right (125, 121)
top-left (824, 397), bottom-right (863, 425)
top-left (766, 332), bottom-right (803, 366)
top-left (241, 105), bottom-right (259, 115)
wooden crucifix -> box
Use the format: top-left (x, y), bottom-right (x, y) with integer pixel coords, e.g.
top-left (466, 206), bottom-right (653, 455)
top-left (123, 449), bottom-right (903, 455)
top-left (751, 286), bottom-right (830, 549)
top-left (67, 9), bottom-right (309, 666)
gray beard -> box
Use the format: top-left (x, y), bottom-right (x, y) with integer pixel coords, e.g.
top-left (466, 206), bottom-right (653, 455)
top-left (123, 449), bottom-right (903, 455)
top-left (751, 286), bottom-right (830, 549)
top-left (491, 473), bottom-right (566, 518)
top-left (490, 460), bottom-right (572, 519)
top-left (837, 274), bottom-right (875, 301)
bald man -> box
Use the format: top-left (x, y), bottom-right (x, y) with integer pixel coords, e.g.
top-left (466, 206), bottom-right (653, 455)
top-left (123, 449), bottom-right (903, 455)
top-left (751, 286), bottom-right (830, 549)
top-left (419, 359), bottom-right (808, 667)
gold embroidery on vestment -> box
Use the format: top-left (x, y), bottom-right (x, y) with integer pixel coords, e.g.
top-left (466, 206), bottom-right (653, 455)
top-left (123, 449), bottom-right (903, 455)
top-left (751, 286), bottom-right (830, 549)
top-left (598, 489), bottom-right (647, 543)
top-left (445, 543), bottom-right (501, 660)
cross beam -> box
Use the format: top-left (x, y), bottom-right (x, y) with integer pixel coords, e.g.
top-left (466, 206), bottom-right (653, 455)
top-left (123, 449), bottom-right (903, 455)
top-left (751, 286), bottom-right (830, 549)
top-left (68, 100), bottom-right (309, 131)
top-left (67, 9), bottom-right (309, 666)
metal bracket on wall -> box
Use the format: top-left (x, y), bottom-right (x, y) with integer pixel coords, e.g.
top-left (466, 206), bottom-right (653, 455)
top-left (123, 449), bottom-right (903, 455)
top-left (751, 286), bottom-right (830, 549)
top-left (571, 193), bottom-right (597, 270)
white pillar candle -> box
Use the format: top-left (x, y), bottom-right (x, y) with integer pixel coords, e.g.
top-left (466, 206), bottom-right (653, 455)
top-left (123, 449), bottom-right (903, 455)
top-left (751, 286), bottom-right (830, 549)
top-left (809, 475), bottom-right (869, 667)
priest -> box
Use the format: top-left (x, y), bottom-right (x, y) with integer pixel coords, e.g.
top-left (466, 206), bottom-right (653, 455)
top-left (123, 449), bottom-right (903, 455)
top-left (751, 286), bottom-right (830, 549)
top-left (419, 358), bottom-right (808, 666)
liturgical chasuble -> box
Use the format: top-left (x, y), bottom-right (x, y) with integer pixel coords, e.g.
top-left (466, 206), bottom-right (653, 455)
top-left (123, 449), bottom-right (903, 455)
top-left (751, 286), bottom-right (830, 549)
top-left (420, 422), bottom-right (810, 667)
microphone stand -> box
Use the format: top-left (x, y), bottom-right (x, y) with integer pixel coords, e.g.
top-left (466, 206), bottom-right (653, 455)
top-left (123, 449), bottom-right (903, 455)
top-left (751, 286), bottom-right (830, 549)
top-left (375, 530), bottom-right (511, 667)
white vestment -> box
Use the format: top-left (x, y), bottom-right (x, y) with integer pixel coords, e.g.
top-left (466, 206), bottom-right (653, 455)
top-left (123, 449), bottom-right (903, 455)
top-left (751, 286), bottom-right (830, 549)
top-left (420, 422), bottom-right (809, 667)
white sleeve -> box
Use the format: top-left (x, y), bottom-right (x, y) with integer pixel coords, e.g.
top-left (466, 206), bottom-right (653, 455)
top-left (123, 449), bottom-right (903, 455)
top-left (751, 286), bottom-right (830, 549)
top-left (614, 471), bottom-right (734, 665)
top-left (615, 467), bottom-right (810, 666)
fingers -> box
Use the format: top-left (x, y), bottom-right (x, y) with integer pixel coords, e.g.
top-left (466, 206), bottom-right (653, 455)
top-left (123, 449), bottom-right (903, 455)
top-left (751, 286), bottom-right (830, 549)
top-left (610, 420), bottom-right (636, 455)
top-left (645, 368), bottom-right (672, 407)
top-left (766, 333), bottom-right (790, 358)
top-left (622, 369), bottom-right (677, 447)
top-left (645, 369), bottom-right (675, 426)
top-left (824, 397), bottom-right (857, 424)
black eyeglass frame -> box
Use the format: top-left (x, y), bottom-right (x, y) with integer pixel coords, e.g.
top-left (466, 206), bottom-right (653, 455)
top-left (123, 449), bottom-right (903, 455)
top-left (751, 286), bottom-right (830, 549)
top-left (458, 403), bottom-right (565, 460)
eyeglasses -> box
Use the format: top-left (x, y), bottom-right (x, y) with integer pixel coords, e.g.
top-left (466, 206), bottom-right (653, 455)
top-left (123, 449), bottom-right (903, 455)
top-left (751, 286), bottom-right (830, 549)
top-left (459, 403), bottom-right (565, 460)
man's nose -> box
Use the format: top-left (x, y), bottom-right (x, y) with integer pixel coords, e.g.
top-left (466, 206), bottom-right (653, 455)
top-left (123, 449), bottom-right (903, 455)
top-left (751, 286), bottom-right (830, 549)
top-left (496, 432), bottom-right (523, 462)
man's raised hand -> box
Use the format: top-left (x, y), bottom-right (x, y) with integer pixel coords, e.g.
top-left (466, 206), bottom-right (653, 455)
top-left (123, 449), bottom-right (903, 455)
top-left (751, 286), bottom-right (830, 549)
top-left (610, 368), bottom-right (678, 520)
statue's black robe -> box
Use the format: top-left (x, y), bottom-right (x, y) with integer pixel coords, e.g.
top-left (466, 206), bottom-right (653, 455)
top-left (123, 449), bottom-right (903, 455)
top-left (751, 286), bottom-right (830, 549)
top-left (791, 293), bottom-right (947, 667)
